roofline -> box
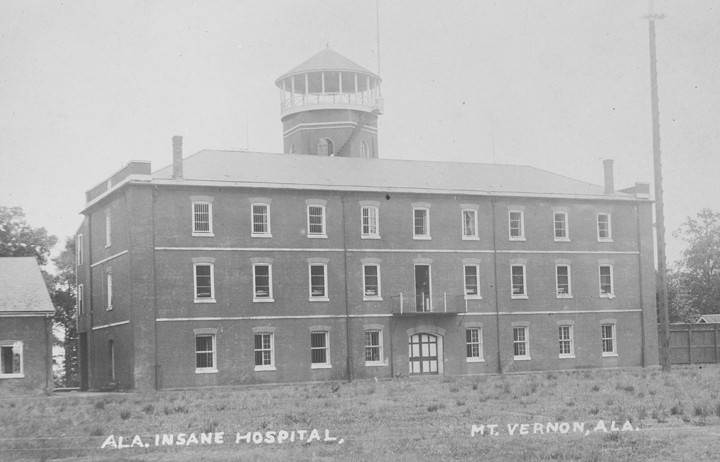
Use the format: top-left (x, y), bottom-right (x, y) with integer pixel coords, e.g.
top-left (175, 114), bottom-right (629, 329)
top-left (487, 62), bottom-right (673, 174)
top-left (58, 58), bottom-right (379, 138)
top-left (275, 69), bottom-right (381, 88)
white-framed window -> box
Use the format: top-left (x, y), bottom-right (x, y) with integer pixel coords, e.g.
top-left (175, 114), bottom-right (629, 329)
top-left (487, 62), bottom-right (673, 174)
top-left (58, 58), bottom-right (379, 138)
top-left (599, 265), bottom-right (614, 298)
top-left (510, 264), bottom-right (527, 299)
top-left (555, 264), bottom-right (572, 298)
top-left (466, 328), bottom-right (484, 362)
top-left (601, 323), bottom-right (617, 356)
top-left (105, 272), bottom-right (113, 310)
top-left (76, 234), bottom-right (84, 265)
top-left (253, 264), bottom-right (273, 302)
top-left (192, 201), bottom-right (213, 236)
top-left (413, 207), bottom-right (431, 239)
top-left (251, 203), bottom-right (271, 237)
top-left (105, 211), bottom-right (112, 247)
top-left (462, 209), bottom-right (478, 240)
top-left (193, 263), bottom-right (215, 303)
top-left (254, 332), bottom-right (275, 371)
top-left (553, 211), bottom-right (569, 241)
top-left (597, 213), bottom-right (612, 241)
top-left (310, 331), bottom-right (331, 368)
top-left (362, 264), bottom-right (382, 300)
top-left (361, 205), bottom-right (380, 239)
top-left (513, 326), bottom-right (530, 360)
top-left (558, 325), bottom-right (575, 358)
top-left (509, 210), bottom-right (525, 240)
top-left (463, 264), bottom-right (481, 299)
top-left (308, 263), bottom-right (329, 301)
top-left (195, 332), bottom-right (217, 373)
top-left (77, 283), bottom-right (84, 315)
top-left (307, 205), bottom-right (327, 238)
top-left (0, 341), bottom-right (23, 378)
top-left (364, 329), bottom-right (384, 365)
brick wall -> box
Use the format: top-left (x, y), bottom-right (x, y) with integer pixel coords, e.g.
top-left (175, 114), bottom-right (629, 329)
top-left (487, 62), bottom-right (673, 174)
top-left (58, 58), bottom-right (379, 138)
top-left (0, 317), bottom-right (51, 394)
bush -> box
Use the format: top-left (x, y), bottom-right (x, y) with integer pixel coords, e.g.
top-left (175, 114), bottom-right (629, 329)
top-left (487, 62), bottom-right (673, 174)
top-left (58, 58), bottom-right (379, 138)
top-left (120, 410), bottom-right (131, 420)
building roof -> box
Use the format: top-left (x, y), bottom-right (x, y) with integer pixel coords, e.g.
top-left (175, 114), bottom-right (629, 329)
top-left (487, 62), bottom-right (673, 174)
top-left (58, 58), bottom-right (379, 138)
top-left (276, 48), bottom-right (379, 85)
top-left (0, 257), bottom-right (54, 316)
top-left (152, 150), bottom-right (636, 200)
top-left (698, 314), bottom-right (720, 323)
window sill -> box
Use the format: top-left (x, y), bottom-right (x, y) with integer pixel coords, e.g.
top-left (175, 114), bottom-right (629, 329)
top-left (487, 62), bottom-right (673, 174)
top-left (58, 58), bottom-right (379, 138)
top-left (556, 294), bottom-right (573, 299)
top-left (554, 238), bottom-right (571, 242)
top-left (106, 306), bottom-right (113, 311)
top-left (307, 234), bottom-right (328, 239)
top-left (253, 298), bottom-right (275, 303)
top-left (364, 361), bottom-right (387, 367)
top-left (599, 294), bottom-right (616, 299)
top-left (363, 296), bottom-right (383, 302)
top-left (195, 368), bottom-right (218, 374)
top-left (254, 366), bottom-right (277, 372)
top-left (361, 235), bottom-right (381, 240)
top-left (602, 352), bottom-right (618, 358)
top-left (598, 238), bottom-right (614, 243)
top-left (251, 233), bottom-right (272, 238)
top-left (513, 356), bottom-right (532, 361)
top-left (192, 232), bottom-right (215, 237)
top-left (0, 373), bottom-right (24, 379)
top-left (194, 298), bottom-right (217, 304)
top-left (462, 236), bottom-right (480, 241)
top-left (509, 237), bottom-right (526, 241)
top-left (311, 363), bottom-right (332, 369)
top-left (559, 355), bottom-right (576, 359)
top-left (309, 297), bottom-right (330, 302)
top-left (464, 295), bottom-right (482, 301)
top-left (466, 357), bottom-right (485, 363)
top-left (413, 235), bottom-right (432, 240)
top-left (511, 295), bottom-right (528, 300)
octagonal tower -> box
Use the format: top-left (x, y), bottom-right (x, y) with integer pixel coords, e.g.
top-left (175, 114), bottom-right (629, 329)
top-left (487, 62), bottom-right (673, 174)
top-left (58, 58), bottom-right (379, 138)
top-left (276, 48), bottom-right (383, 158)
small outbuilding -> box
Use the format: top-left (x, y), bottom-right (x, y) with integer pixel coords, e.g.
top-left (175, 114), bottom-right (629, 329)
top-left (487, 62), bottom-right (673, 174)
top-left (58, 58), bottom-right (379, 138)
top-left (697, 314), bottom-right (720, 324)
top-left (0, 257), bottom-right (54, 393)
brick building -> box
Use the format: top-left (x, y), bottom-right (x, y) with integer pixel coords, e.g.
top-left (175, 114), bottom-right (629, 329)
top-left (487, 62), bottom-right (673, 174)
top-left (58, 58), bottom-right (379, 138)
top-left (76, 49), bottom-right (658, 391)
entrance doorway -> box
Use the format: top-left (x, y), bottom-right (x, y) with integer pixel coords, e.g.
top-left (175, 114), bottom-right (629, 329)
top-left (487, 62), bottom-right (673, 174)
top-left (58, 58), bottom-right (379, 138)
top-left (414, 265), bottom-right (431, 312)
top-left (409, 333), bottom-right (439, 374)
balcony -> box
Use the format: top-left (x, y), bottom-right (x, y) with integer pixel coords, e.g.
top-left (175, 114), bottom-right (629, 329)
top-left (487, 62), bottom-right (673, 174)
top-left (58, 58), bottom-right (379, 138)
top-left (390, 292), bottom-right (467, 316)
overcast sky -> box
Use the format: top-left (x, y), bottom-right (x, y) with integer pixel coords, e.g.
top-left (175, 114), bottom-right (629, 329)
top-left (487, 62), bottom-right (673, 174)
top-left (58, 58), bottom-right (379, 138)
top-left (1, 0), bottom-right (718, 263)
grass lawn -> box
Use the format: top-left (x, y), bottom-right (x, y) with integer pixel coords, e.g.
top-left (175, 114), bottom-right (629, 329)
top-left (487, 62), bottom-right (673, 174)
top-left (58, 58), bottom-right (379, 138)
top-left (3, 365), bottom-right (720, 461)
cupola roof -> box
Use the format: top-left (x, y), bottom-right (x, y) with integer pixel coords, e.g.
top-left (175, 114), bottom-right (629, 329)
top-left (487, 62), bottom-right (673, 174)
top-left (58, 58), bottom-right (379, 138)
top-left (276, 48), bottom-right (379, 87)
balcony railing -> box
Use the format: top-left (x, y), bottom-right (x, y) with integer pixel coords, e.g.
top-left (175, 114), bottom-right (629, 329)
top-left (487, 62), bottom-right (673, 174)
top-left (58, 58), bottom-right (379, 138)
top-left (390, 292), bottom-right (467, 315)
top-left (279, 91), bottom-right (383, 116)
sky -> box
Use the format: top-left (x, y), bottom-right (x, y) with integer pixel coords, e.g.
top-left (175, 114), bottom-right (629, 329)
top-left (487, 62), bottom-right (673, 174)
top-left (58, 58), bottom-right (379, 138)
top-left (0, 0), bottom-right (718, 264)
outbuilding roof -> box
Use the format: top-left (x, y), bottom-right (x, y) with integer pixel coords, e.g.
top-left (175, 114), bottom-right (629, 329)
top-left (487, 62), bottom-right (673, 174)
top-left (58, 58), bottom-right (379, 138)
top-left (276, 48), bottom-right (379, 85)
top-left (152, 150), bottom-right (636, 200)
top-left (698, 314), bottom-right (720, 323)
top-left (0, 257), bottom-right (54, 316)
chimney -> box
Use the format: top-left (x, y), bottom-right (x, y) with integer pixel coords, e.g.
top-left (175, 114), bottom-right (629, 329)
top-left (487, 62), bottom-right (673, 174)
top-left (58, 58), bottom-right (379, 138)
top-left (603, 159), bottom-right (614, 194)
top-left (172, 135), bottom-right (183, 179)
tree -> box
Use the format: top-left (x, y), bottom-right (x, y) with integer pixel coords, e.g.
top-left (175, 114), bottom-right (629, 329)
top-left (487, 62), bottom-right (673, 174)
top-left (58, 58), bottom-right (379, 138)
top-left (51, 237), bottom-right (79, 387)
top-left (672, 208), bottom-right (720, 320)
top-left (0, 206), bottom-right (57, 264)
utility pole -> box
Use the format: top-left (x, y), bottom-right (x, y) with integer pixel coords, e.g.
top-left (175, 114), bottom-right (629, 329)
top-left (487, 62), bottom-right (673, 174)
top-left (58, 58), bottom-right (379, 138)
top-left (647, 2), bottom-right (670, 371)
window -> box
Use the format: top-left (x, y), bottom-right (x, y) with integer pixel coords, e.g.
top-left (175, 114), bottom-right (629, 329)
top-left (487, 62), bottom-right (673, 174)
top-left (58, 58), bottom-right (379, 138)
top-left (317, 138), bottom-right (334, 156)
top-left (554, 212), bottom-right (569, 241)
top-left (195, 334), bottom-right (217, 373)
top-left (192, 201), bottom-right (213, 236)
top-left (254, 333), bottom-right (275, 371)
top-left (360, 141), bottom-right (370, 158)
top-left (599, 265), bottom-right (614, 297)
top-left (106, 272), bottom-right (113, 310)
top-left (0, 341), bottom-right (23, 378)
top-left (310, 331), bottom-right (330, 368)
top-left (253, 264), bottom-right (273, 302)
top-left (466, 328), bottom-right (484, 362)
top-left (511, 265), bottom-right (527, 298)
top-left (555, 265), bottom-right (572, 298)
top-left (309, 264), bottom-right (328, 301)
top-left (361, 206), bottom-right (380, 238)
top-left (513, 326), bottom-right (530, 360)
top-left (362, 264), bottom-right (381, 300)
top-left (462, 209), bottom-right (478, 240)
top-left (558, 325), bottom-right (574, 358)
top-left (76, 234), bottom-right (84, 265)
top-left (509, 210), bottom-right (525, 240)
top-left (307, 205), bottom-right (326, 237)
top-left (251, 203), bottom-right (271, 237)
top-left (364, 330), bottom-right (383, 365)
top-left (105, 211), bottom-right (112, 247)
top-left (194, 263), bottom-right (215, 302)
top-left (597, 213), bottom-right (612, 241)
top-left (77, 283), bottom-right (84, 315)
top-left (464, 265), bottom-right (481, 299)
top-left (413, 207), bottom-right (430, 239)
top-left (601, 323), bottom-right (617, 356)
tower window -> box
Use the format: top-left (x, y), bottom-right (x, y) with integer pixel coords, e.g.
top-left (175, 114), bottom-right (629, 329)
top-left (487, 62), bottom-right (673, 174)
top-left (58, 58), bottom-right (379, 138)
top-left (317, 138), bottom-right (334, 156)
top-left (360, 141), bottom-right (369, 158)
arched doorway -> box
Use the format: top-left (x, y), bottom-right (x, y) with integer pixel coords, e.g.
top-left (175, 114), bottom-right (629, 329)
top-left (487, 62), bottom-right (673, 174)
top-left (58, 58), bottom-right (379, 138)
top-left (409, 333), bottom-right (439, 375)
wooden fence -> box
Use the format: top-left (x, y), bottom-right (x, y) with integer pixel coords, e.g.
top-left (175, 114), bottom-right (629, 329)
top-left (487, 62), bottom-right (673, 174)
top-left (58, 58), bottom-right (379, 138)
top-left (667, 323), bottom-right (720, 364)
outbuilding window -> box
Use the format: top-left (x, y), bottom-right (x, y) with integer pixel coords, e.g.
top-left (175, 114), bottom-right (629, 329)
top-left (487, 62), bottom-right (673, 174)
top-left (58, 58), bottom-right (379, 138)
top-left (0, 341), bottom-right (23, 378)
